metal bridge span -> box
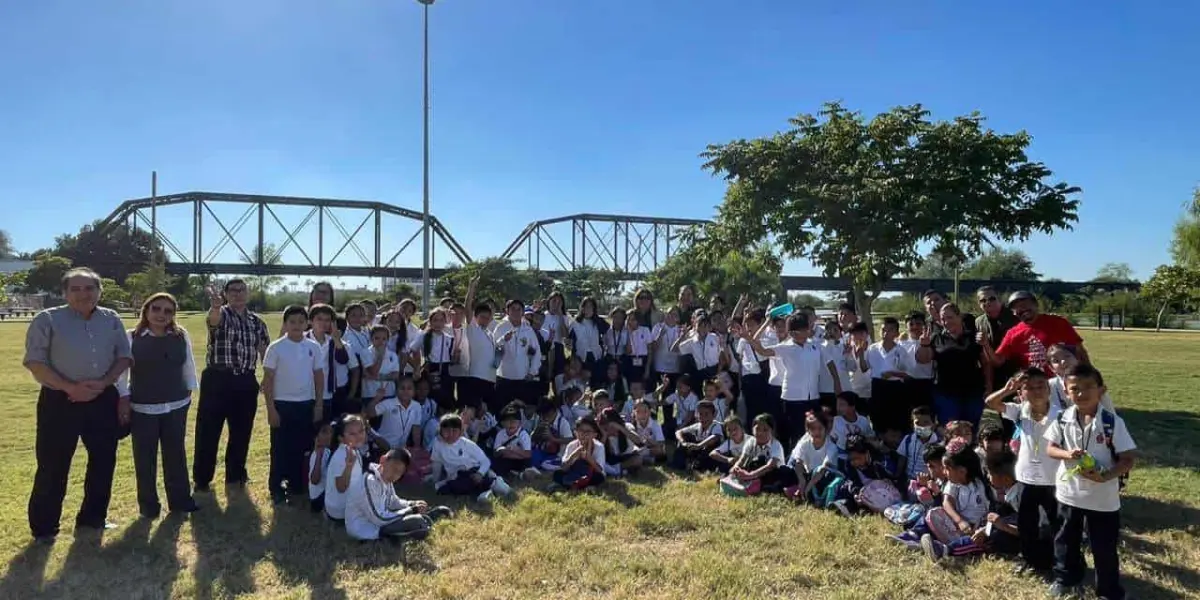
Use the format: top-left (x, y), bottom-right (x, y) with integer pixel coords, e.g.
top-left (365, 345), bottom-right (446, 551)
top-left (95, 191), bottom-right (1127, 295)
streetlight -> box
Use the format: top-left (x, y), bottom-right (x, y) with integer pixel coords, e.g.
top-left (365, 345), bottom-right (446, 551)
top-left (418, 0), bottom-right (434, 314)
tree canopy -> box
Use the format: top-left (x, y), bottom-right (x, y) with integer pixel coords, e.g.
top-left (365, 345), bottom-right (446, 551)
top-left (24, 255), bottom-right (73, 294)
top-left (1141, 264), bottom-right (1200, 331)
top-left (35, 220), bottom-right (164, 284)
top-left (1170, 188), bottom-right (1200, 269)
top-left (913, 247), bottom-right (1041, 281)
top-left (694, 102), bottom-right (1080, 326)
top-left (436, 257), bottom-right (554, 309)
top-left (0, 229), bottom-right (15, 259)
top-left (642, 243), bottom-right (783, 309)
top-left (1093, 262), bottom-right (1136, 284)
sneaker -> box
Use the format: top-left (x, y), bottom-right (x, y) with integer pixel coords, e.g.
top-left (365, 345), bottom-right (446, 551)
top-left (887, 531), bottom-right (919, 546)
top-left (194, 483), bottom-right (211, 494)
top-left (920, 534), bottom-right (946, 563)
top-left (476, 490), bottom-right (493, 503)
top-left (1048, 583), bottom-right (1080, 598)
top-left (831, 500), bottom-right (852, 518)
top-left (425, 506), bottom-right (454, 522)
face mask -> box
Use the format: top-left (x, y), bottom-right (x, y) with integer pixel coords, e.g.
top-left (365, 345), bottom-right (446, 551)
top-left (914, 425), bottom-right (934, 439)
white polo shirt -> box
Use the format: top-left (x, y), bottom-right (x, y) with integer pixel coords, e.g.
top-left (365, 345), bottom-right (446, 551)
top-left (1045, 406), bottom-right (1135, 512)
top-left (818, 340), bottom-right (853, 394)
top-left (765, 339), bottom-right (826, 402)
top-left (678, 332), bottom-right (721, 371)
top-left (570, 319), bottom-right (603, 360)
top-left (651, 323), bottom-right (681, 373)
top-left (493, 320), bottom-right (542, 380)
top-left (408, 328), bottom-right (456, 364)
top-left (738, 438), bottom-right (785, 467)
top-left (263, 336), bottom-right (324, 402)
top-left (324, 444), bottom-right (363, 520)
top-left (1001, 401), bottom-right (1061, 486)
top-left (737, 338), bottom-right (762, 375)
top-left (372, 397), bottom-right (424, 448)
top-left (463, 323), bottom-right (497, 382)
top-left (865, 342), bottom-right (909, 380)
top-left (359, 348), bottom-right (400, 399)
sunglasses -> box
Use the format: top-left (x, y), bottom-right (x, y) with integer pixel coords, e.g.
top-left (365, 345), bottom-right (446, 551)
top-left (150, 305), bottom-right (176, 315)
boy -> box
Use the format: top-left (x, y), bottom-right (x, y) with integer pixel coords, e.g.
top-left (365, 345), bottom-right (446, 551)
top-left (492, 407), bottom-right (538, 479)
top-left (830, 392), bottom-right (875, 462)
top-left (262, 305), bottom-right (325, 505)
top-left (897, 406), bottom-right (941, 483)
top-left (620, 379), bottom-right (653, 421)
top-left (344, 448), bottom-right (454, 541)
top-left (976, 423), bottom-right (1007, 478)
top-left (982, 450), bottom-right (1022, 557)
top-left (670, 400), bottom-right (724, 472)
top-left (308, 304), bottom-right (357, 421)
top-left (1045, 364), bottom-right (1136, 600)
top-left (909, 443), bottom-right (947, 505)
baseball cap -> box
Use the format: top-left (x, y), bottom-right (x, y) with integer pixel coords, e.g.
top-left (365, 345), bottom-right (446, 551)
top-left (1007, 291), bottom-right (1036, 308)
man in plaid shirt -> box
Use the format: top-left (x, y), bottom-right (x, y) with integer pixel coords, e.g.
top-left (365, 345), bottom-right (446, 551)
top-left (193, 279), bottom-right (270, 492)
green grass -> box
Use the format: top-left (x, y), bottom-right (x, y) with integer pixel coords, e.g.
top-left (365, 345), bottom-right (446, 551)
top-left (0, 315), bottom-right (1197, 600)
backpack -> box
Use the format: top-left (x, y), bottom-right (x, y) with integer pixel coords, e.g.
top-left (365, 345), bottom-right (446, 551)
top-left (1056, 409), bottom-right (1127, 489)
top-left (859, 480), bottom-right (903, 513)
top-left (883, 502), bottom-right (926, 527)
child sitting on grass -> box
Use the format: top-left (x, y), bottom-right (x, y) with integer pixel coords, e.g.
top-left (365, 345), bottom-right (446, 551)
top-left (786, 411), bottom-right (838, 502)
top-left (830, 392), bottom-right (875, 464)
top-left (551, 416), bottom-right (608, 492)
top-left (307, 422), bottom-right (334, 513)
top-left (429, 413), bottom-right (514, 503)
top-left (918, 440), bottom-right (994, 561)
top-left (600, 407), bottom-right (643, 476)
top-left (710, 416), bottom-right (747, 473)
top-left (908, 443), bottom-right (947, 506)
top-left (345, 448), bottom-right (454, 542)
top-left (670, 400), bottom-right (724, 472)
top-left (829, 435), bottom-right (892, 517)
top-left (491, 406), bottom-right (539, 480)
top-left (726, 414), bottom-right (795, 494)
top-left (629, 400), bottom-right (666, 463)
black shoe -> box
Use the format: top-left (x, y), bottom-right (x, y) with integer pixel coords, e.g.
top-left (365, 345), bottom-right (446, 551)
top-left (425, 506), bottom-right (454, 522)
top-left (32, 533), bottom-right (57, 544)
top-left (194, 483), bottom-right (212, 493)
top-left (139, 508), bottom-right (161, 520)
top-left (169, 502), bottom-right (200, 515)
top-left (271, 492), bottom-right (287, 506)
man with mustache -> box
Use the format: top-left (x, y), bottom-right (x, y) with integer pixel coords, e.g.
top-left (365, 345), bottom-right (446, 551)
top-left (985, 291), bottom-right (1089, 376)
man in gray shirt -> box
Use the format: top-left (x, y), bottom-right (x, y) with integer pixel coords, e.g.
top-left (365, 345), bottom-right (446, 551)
top-left (23, 267), bottom-right (132, 541)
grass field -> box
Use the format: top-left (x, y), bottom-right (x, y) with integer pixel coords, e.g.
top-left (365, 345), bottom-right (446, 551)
top-left (0, 314), bottom-right (1197, 600)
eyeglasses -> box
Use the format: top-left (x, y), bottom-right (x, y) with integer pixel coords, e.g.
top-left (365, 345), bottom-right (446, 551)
top-left (150, 305), bottom-right (176, 315)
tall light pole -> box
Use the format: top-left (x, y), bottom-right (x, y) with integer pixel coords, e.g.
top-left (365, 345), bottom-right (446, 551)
top-left (418, 0), bottom-right (434, 314)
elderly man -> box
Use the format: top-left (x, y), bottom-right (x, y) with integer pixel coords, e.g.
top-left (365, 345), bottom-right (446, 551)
top-left (23, 268), bottom-right (132, 540)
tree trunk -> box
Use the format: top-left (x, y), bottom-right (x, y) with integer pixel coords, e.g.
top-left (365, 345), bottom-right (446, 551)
top-left (853, 286), bottom-right (877, 334)
top-left (1155, 301), bottom-right (1168, 332)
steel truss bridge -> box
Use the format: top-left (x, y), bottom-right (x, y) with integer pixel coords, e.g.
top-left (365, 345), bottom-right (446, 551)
top-left (95, 191), bottom-right (1131, 295)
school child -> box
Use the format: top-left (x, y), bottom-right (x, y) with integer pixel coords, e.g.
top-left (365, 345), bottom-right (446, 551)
top-left (460, 401), bottom-right (499, 448)
top-left (551, 416), bottom-right (608, 491)
top-left (865, 317), bottom-right (911, 435)
top-left (976, 423), bottom-right (1007, 479)
top-left (709, 416), bottom-right (747, 473)
top-left (621, 311), bottom-right (653, 384)
top-left (491, 407), bottom-right (540, 480)
top-left (560, 386), bottom-right (589, 421)
top-left (897, 406), bottom-right (942, 484)
top-left (650, 306), bottom-right (683, 436)
top-left (554, 355), bottom-right (588, 400)
top-left (307, 422), bottom-right (334, 513)
top-left (917, 442), bottom-right (996, 562)
top-left (830, 392), bottom-right (875, 462)
top-left (619, 379), bottom-right (653, 421)
top-left (1046, 344), bottom-right (1116, 412)
top-left (908, 444), bottom-right (947, 506)
top-left (308, 305), bottom-right (358, 420)
top-left (365, 376), bottom-right (424, 452)
top-left (341, 303), bottom-right (373, 414)
top-left (986, 368), bottom-right (1061, 574)
top-left (665, 374), bottom-right (699, 429)
top-left (600, 361), bottom-right (629, 412)
top-left (628, 400), bottom-right (666, 463)
top-left (531, 400), bottom-right (573, 468)
top-left (898, 312), bottom-right (934, 417)
top-left (383, 311), bottom-right (414, 378)
top-left (361, 324), bottom-right (401, 425)
top-left (600, 407), bottom-right (643, 476)
top-left (1045, 364), bottom-right (1136, 600)
top-left (569, 297), bottom-right (607, 388)
top-left (981, 450), bottom-right (1023, 558)
top-left (671, 400), bottom-right (724, 472)
top-left (726, 414), bottom-right (795, 494)
top-left (736, 309), bottom-right (770, 421)
top-left (603, 307), bottom-right (630, 366)
top-left (344, 448), bottom-right (455, 542)
top-left (845, 322), bottom-right (873, 412)
top-left (263, 305), bottom-right (325, 505)
top-left (786, 411), bottom-right (838, 502)
top-left (429, 413), bottom-right (514, 502)
top-left (828, 436), bottom-right (893, 517)
top-left (493, 299), bottom-right (543, 414)
top-left (701, 378), bottom-right (731, 423)
top-left (525, 308), bottom-right (553, 400)
top-left (877, 427), bottom-right (906, 486)
top-left (542, 292), bottom-right (571, 379)
top-left (674, 313), bottom-right (723, 381)
top-left (325, 415), bottom-right (367, 521)
top-left (818, 321), bottom-right (854, 412)
top-left (408, 308), bottom-right (457, 411)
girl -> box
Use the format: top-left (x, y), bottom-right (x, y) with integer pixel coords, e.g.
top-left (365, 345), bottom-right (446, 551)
top-left (829, 436), bottom-right (892, 517)
top-left (736, 310), bottom-right (769, 423)
top-left (308, 304), bottom-right (354, 422)
top-left (554, 355), bottom-right (587, 400)
top-left (674, 313), bottom-right (723, 382)
top-left (342, 302), bottom-right (372, 414)
top-left (603, 307), bottom-right (629, 366)
top-left (365, 376), bottom-right (425, 475)
top-left (460, 401), bottom-right (498, 448)
top-left (551, 416), bottom-right (608, 491)
top-left (384, 311), bottom-right (414, 376)
top-left (986, 368), bottom-right (1060, 574)
top-left (908, 443), bottom-right (948, 506)
top-left (830, 392), bottom-right (875, 462)
top-left (491, 407), bottom-right (539, 480)
top-left (600, 407), bottom-right (643, 476)
top-left (116, 292), bottom-right (199, 518)
top-left (308, 422), bottom-right (334, 513)
top-left (590, 389), bottom-right (615, 418)
top-left (344, 448), bottom-right (455, 542)
top-left (665, 374), bottom-right (698, 429)
top-left (631, 288), bottom-right (662, 329)
top-left (701, 377), bottom-right (732, 423)
top-left (601, 361), bottom-right (629, 413)
top-left (865, 317), bottom-right (911, 435)
top-left (787, 411), bottom-right (838, 502)
top-left (727, 414), bottom-right (795, 494)
top-left (531, 400), bottom-right (572, 468)
top-left (1046, 344), bottom-right (1115, 412)
top-left (919, 442), bottom-right (996, 562)
top-left (325, 415), bottom-right (367, 521)
top-left (629, 400), bottom-right (666, 463)
top-left (543, 291), bottom-right (571, 379)
top-left (429, 413), bottom-right (513, 502)
top-left (569, 297), bottom-right (608, 389)
top-left (362, 324), bottom-right (401, 431)
top-left (650, 306), bottom-right (683, 439)
top-left (710, 416), bottom-right (748, 473)
top-left (621, 310), bottom-right (653, 384)
top-left (818, 321), bottom-right (854, 412)
top-left (409, 308), bottom-right (456, 411)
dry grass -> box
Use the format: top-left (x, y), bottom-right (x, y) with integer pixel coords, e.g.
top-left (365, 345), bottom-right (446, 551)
top-left (0, 316), bottom-right (1197, 600)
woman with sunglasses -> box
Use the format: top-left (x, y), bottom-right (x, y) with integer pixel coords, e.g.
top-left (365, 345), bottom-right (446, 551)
top-left (116, 292), bottom-right (200, 518)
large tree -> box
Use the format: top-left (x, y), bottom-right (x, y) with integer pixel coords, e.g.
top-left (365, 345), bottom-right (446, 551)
top-left (1140, 264), bottom-right (1200, 331)
top-left (436, 257), bottom-right (553, 308)
top-left (913, 247), bottom-right (1040, 281)
top-left (1170, 188), bottom-right (1200, 269)
top-left (241, 243), bottom-right (285, 292)
top-left (696, 102), bottom-right (1080, 328)
top-left (24, 255), bottom-right (74, 294)
top-left (124, 263), bottom-right (178, 307)
top-left (1093, 262), bottom-right (1135, 283)
top-left (40, 219), bottom-right (165, 284)
top-left (555, 267), bottom-right (624, 308)
top-left (643, 243), bottom-right (784, 308)
top-left (0, 229), bottom-right (15, 259)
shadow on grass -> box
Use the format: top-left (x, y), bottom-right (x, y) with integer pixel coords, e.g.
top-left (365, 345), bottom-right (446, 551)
top-left (192, 487), bottom-right (265, 600)
top-left (1113, 409), bottom-right (1200, 470)
top-left (0, 539), bottom-right (53, 599)
top-left (1122, 533), bottom-right (1200, 600)
top-left (1120, 494), bottom-right (1200, 535)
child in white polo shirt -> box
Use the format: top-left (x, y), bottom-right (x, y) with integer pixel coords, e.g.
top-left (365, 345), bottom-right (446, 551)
top-left (1045, 364), bottom-right (1136, 600)
top-left (262, 305), bottom-right (325, 506)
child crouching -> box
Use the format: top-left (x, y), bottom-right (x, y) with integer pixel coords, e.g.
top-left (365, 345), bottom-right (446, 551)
top-left (671, 400), bottom-right (724, 472)
top-left (345, 448), bottom-right (454, 542)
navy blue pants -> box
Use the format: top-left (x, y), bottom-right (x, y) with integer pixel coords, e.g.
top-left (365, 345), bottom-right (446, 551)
top-left (268, 400), bottom-right (315, 498)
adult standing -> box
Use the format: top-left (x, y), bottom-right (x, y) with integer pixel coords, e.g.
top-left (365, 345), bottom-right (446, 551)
top-left (631, 288), bottom-right (663, 329)
top-left (307, 281), bottom-right (347, 333)
top-left (923, 289), bottom-right (977, 338)
top-left (23, 268), bottom-right (132, 540)
top-left (917, 303), bottom-right (993, 427)
top-left (974, 285), bottom-right (1019, 383)
top-left (117, 293), bottom-right (200, 518)
top-left (193, 279), bottom-right (269, 492)
top-left (989, 291), bottom-right (1088, 376)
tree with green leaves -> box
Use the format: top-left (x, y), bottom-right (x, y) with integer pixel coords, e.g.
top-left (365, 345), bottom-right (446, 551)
top-left (1141, 264), bottom-right (1200, 331)
top-left (98, 277), bottom-right (131, 310)
top-left (0, 271), bottom-right (27, 305)
top-left (124, 263), bottom-right (178, 307)
top-left (1170, 188), bottom-right (1200, 269)
top-left (1093, 262), bottom-right (1135, 283)
top-left (789, 293), bottom-right (826, 309)
top-left (436, 257), bottom-right (553, 309)
top-left (241, 243), bottom-right (285, 293)
top-left (555, 267), bottom-right (624, 308)
top-left (695, 102), bottom-right (1080, 330)
top-left (24, 255), bottom-right (73, 294)
top-left (0, 229), bottom-right (15, 259)
top-left (38, 219), bottom-right (165, 284)
top-left (643, 243), bottom-right (783, 309)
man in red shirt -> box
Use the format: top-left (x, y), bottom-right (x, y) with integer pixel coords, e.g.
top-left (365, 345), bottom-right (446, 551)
top-left (988, 291), bottom-right (1089, 375)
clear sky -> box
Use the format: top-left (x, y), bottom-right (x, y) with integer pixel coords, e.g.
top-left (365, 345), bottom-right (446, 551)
top-left (2, 0), bottom-right (1198, 286)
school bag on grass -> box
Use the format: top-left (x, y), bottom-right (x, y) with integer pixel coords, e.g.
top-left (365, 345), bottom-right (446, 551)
top-left (807, 470), bottom-right (845, 508)
top-left (924, 507), bottom-right (960, 544)
top-left (858, 480), bottom-right (903, 513)
top-left (882, 502), bottom-right (926, 527)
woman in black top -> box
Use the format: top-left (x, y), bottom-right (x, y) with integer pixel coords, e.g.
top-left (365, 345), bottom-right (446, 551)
top-left (919, 303), bottom-right (993, 429)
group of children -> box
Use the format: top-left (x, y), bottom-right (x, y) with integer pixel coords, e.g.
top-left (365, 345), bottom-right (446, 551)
top-left (263, 288), bottom-right (1135, 600)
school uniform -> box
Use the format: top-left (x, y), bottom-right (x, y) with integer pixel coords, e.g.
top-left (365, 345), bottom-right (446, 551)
top-left (343, 327), bottom-right (373, 414)
top-left (629, 419), bottom-right (665, 462)
top-left (263, 335), bottom-right (324, 500)
top-left (865, 342), bottom-right (910, 434)
top-left (554, 439), bottom-right (608, 489)
top-left (491, 428), bottom-right (533, 476)
top-left (431, 436), bottom-right (499, 497)
top-left (359, 347), bottom-right (401, 402)
top-left (619, 326), bottom-right (653, 384)
top-left (1049, 376), bottom-right (1116, 413)
top-left (737, 337), bottom-right (769, 425)
top-left (409, 328), bottom-right (457, 411)
top-left (569, 318), bottom-right (604, 387)
top-left (459, 322), bottom-right (498, 413)
top-left (324, 444), bottom-right (363, 521)
top-left (678, 332), bottom-right (721, 381)
top-left (787, 434), bottom-right (836, 479)
top-left (764, 329), bottom-right (786, 432)
top-left (1045, 406), bottom-right (1135, 600)
top-left (1001, 400), bottom-right (1062, 571)
top-left (604, 430), bottom-right (641, 475)
top-left (650, 323), bottom-right (682, 438)
top-left (542, 313), bottom-right (570, 377)
top-left (493, 320), bottom-right (543, 414)
top-left (308, 332), bottom-right (354, 420)
top-left (935, 479), bottom-right (993, 556)
top-left (897, 431), bottom-right (941, 481)
top-left (671, 420), bottom-right (724, 472)
top-left (736, 437), bottom-right (796, 491)
top-left (830, 414), bottom-right (874, 461)
top-left (711, 435), bottom-right (746, 472)
top-left (307, 447), bottom-right (331, 512)
top-left (619, 392), bottom-right (654, 421)
top-left (898, 339), bottom-right (934, 420)
top-left (345, 463), bottom-right (436, 541)
top-left (765, 339), bottom-right (828, 447)
top-left (372, 397), bottom-right (424, 450)
top-left (117, 328), bottom-right (199, 517)
top-left (667, 391), bottom-right (699, 427)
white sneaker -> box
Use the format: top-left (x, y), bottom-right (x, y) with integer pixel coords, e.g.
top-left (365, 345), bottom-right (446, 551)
top-left (476, 490), bottom-right (493, 503)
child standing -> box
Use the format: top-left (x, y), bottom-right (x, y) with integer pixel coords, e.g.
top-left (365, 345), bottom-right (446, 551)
top-left (344, 448), bottom-right (454, 542)
top-left (263, 305), bottom-right (325, 505)
top-left (621, 312), bottom-right (652, 384)
top-left (865, 317), bottom-right (911, 435)
top-left (1044, 364), bottom-right (1136, 600)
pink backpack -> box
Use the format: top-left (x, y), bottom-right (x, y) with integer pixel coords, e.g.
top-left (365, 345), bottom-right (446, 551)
top-left (924, 507), bottom-right (960, 544)
top-left (858, 480), bottom-right (902, 513)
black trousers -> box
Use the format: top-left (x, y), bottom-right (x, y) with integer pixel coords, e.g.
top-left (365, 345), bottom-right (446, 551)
top-left (494, 377), bottom-right (531, 415)
top-left (1019, 483), bottom-right (1058, 570)
top-left (869, 378), bottom-right (909, 435)
top-left (458, 377), bottom-right (495, 413)
top-left (29, 386), bottom-right (120, 537)
top-left (1055, 503), bottom-right (1124, 600)
top-left (131, 404), bottom-right (193, 515)
top-left (193, 368), bottom-right (260, 487)
top-left (782, 400), bottom-right (819, 449)
top-left (268, 400), bottom-right (316, 497)
top-left (742, 373), bottom-right (770, 423)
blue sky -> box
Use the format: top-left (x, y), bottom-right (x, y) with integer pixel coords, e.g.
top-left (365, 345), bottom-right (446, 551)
top-left (2, 0), bottom-right (1198, 286)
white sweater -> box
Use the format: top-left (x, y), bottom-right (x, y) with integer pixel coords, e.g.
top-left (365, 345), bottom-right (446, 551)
top-left (344, 463), bottom-right (419, 540)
